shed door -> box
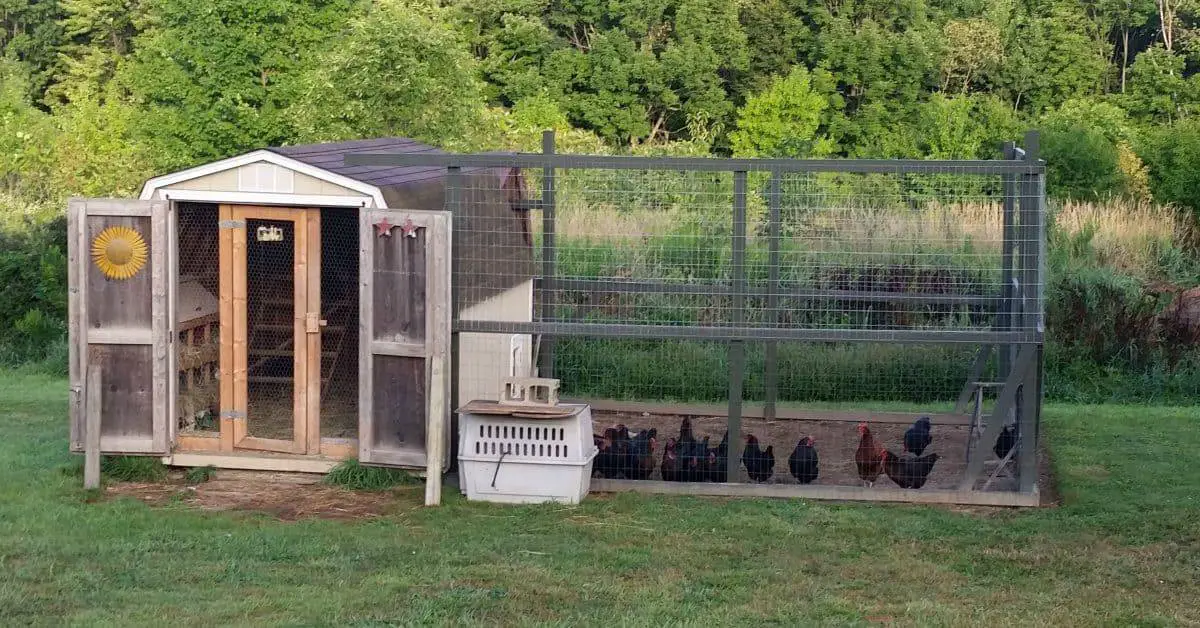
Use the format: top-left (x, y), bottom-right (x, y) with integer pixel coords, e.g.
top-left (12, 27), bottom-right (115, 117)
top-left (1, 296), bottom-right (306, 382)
top-left (68, 199), bottom-right (174, 455)
top-left (358, 209), bottom-right (451, 467)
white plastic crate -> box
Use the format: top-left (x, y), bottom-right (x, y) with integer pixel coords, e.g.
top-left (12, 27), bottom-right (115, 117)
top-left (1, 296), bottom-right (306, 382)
top-left (458, 402), bottom-right (597, 504)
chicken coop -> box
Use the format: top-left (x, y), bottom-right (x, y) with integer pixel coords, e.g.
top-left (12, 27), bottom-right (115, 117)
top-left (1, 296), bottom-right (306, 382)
top-left (67, 138), bottom-right (534, 503)
top-left (346, 131), bottom-right (1049, 507)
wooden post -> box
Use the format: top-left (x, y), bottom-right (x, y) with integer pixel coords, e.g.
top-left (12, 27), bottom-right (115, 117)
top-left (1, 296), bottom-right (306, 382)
top-left (425, 354), bottom-right (447, 506)
top-left (729, 171), bottom-right (748, 483)
top-left (84, 366), bottom-right (102, 489)
top-left (1017, 131), bottom-right (1045, 494)
top-left (764, 172), bottom-right (781, 422)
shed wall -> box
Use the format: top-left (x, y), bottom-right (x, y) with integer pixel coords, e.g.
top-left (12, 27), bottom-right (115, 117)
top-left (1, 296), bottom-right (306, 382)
top-left (457, 279), bottom-right (534, 404)
top-left (162, 162), bottom-right (366, 197)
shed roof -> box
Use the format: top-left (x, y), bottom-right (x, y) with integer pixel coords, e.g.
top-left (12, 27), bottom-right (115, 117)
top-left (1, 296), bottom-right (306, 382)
top-left (268, 137), bottom-right (448, 190)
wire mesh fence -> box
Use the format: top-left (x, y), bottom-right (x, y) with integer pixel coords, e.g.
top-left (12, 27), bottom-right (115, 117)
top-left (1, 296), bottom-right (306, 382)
top-left (347, 136), bottom-right (1047, 500)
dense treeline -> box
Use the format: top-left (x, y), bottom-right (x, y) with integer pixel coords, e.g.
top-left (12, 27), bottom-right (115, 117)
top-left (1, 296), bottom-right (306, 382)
top-left (1, 0), bottom-right (1198, 400)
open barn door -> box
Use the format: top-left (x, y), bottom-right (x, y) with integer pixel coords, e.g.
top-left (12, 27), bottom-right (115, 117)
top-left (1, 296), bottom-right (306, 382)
top-left (358, 209), bottom-right (451, 469)
top-left (68, 199), bottom-right (174, 455)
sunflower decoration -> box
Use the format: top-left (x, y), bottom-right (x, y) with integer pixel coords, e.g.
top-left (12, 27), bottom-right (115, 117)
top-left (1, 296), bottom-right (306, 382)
top-left (91, 226), bottom-right (148, 280)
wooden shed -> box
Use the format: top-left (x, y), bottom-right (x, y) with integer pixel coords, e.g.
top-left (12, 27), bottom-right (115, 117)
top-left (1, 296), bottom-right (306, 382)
top-left (68, 138), bottom-right (534, 499)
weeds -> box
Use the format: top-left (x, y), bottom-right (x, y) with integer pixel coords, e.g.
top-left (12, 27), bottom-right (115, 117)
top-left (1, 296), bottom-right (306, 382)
top-left (323, 459), bottom-right (417, 491)
top-left (185, 465), bottom-right (216, 484)
top-left (100, 456), bottom-right (167, 482)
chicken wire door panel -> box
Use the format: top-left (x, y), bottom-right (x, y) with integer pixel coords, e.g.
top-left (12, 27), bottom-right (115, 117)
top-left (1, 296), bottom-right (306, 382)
top-left (68, 198), bottom-right (174, 455)
top-left (358, 209), bottom-right (451, 468)
top-left (221, 205), bottom-right (321, 455)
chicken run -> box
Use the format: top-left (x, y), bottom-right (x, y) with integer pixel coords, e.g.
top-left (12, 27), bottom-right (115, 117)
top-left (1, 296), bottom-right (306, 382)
top-left (590, 413), bottom-right (1018, 492)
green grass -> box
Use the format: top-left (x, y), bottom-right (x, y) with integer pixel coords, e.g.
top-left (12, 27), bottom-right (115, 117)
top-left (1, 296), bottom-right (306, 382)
top-left (1, 372), bottom-right (1198, 624)
top-left (324, 458), bottom-right (418, 491)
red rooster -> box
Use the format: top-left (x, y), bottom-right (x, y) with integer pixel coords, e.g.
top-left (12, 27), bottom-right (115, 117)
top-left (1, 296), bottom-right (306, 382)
top-left (855, 422), bottom-right (885, 487)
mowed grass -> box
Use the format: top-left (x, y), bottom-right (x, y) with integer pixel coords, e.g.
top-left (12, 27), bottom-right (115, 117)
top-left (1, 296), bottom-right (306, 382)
top-left (1, 373), bottom-right (1198, 625)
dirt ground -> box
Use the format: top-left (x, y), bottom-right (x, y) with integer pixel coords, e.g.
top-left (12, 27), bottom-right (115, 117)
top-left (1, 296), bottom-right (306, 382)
top-left (592, 410), bottom-right (1021, 492)
top-left (106, 470), bottom-right (421, 521)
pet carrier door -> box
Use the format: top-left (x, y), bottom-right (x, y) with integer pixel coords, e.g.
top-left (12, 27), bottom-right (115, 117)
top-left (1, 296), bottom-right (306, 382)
top-left (219, 205), bottom-right (321, 454)
top-left (358, 209), bottom-right (451, 467)
top-left (68, 199), bottom-right (175, 455)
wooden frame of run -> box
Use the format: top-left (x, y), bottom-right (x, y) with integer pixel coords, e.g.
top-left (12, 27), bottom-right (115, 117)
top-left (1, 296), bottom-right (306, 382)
top-left (217, 205), bottom-right (321, 455)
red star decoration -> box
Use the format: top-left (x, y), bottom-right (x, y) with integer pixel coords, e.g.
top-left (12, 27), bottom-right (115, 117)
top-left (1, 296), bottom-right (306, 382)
top-left (374, 217), bottom-right (395, 237)
top-left (400, 218), bottom-right (418, 238)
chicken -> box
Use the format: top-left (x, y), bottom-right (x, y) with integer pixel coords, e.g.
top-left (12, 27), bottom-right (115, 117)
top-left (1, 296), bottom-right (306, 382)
top-left (882, 449), bottom-right (939, 489)
top-left (855, 422), bottom-right (885, 487)
top-left (742, 434), bottom-right (775, 482)
top-left (676, 418), bottom-right (704, 482)
top-left (903, 416), bottom-right (932, 456)
top-left (626, 428), bottom-right (658, 480)
top-left (993, 424), bottom-right (1017, 460)
top-left (705, 430), bottom-right (729, 482)
top-left (593, 427), bottom-right (619, 478)
top-left (661, 437), bottom-right (682, 482)
top-left (787, 436), bottom-right (819, 484)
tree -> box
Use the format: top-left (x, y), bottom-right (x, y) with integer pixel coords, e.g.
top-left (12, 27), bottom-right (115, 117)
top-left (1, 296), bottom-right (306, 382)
top-left (49, 0), bottom-right (147, 103)
top-left (118, 0), bottom-right (357, 169)
top-left (940, 18), bottom-right (1003, 94)
top-left (1122, 45), bottom-right (1198, 122)
top-left (1040, 125), bottom-right (1124, 200)
top-left (0, 0), bottom-right (65, 102)
top-left (292, 0), bottom-right (486, 148)
top-left (729, 66), bottom-right (834, 158)
top-left (991, 3), bottom-right (1111, 113)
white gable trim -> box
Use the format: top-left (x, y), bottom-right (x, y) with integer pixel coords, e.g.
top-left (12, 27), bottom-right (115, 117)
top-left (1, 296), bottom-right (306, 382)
top-left (138, 149), bottom-right (387, 208)
top-left (153, 189), bottom-right (371, 208)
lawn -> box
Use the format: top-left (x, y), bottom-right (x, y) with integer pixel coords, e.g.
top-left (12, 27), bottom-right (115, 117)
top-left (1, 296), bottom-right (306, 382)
top-left (1, 372), bottom-right (1197, 626)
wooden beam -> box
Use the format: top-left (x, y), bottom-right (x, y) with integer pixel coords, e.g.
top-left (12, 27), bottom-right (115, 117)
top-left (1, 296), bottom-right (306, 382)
top-left (571, 398), bottom-right (972, 426)
top-left (305, 208), bottom-right (322, 455)
top-left (370, 341), bottom-right (425, 358)
top-left (151, 201), bottom-right (169, 452)
top-left (218, 204), bottom-right (235, 452)
top-left (84, 366), bottom-right (102, 489)
top-left (175, 434), bottom-right (222, 452)
top-left (292, 208), bottom-right (309, 453)
top-left (590, 478), bottom-right (1040, 507)
top-left (357, 209), bottom-right (374, 461)
top-left (68, 200), bottom-right (84, 451)
top-left (230, 206), bottom-right (248, 446)
top-left (959, 345), bottom-right (1034, 490)
top-left (425, 354), bottom-right (446, 506)
top-left (955, 344), bottom-right (993, 414)
top-left (86, 327), bottom-right (154, 345)
top-left (164, 452), bottom-right (337, 474)
top-left (319, 438), bottom-right (357, 459)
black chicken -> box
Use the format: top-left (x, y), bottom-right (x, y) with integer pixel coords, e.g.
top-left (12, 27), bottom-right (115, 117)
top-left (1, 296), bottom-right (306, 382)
top-left (705, 430), bottom-right (729, 482)
top-left (993, 424), bottom-right (1018, 460)
top-left (742, 434), bottom-right (775, 482)
top-left (882, 450), bottom-right (939, 489)
top-left (903, 416), bottom-right (932, 456)
top-left (593, 427), bottom-right (620, 478)
top-left (627, 428), bottom-right (658, 480)
top-left (661, 437), bottom-right (682, 482)
top-left (787, 436), bottom-right (819, 484)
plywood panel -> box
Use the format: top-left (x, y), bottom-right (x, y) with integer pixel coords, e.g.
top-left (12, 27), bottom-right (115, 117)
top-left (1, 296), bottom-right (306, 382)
top-left (372, 355), bottom-right (426, 451)
top-left (86, 215), bottom-right (153, 330)
top-left (373, 233), bottom-right (426, 342)
top-left (88, 344), bottom-right (154, 442)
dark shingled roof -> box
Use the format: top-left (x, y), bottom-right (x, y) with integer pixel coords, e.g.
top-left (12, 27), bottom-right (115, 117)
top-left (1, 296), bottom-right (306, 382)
top-left (268, 137), bottom-right (447, 189)
top-left (270, 138), bottom-right (534, 313)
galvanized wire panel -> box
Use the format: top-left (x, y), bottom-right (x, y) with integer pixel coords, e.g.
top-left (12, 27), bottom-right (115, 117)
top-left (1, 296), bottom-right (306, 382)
top-left (444, 158), bottom-right (1042, 343)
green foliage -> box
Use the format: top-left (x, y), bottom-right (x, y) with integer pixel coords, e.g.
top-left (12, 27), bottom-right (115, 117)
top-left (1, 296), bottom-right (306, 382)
top-left (1040, 125), bottom-right (1124, 200)
top-left (323, 458), bottom-right (417, 491)
top-left (0, 212), bottom-right (68, 367)
top-left (185, 465), bottom-right (215, 484)
top-left (292, 0), bottom-right (485, 148)
top-left (1122, 45), bottom-right (1198, 123)
top-left (729, 66), bottom-right (833, 158)
top-left (101, 455), bottom-right (167, 482)
top-left (117, 0), bottom-right (358, 169)
top-left (1138, 119), bottom-right (1200, 217)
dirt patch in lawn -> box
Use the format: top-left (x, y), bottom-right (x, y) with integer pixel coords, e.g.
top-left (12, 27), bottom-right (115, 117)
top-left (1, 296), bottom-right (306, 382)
top-left (106, 469), bottom-right (422, 521)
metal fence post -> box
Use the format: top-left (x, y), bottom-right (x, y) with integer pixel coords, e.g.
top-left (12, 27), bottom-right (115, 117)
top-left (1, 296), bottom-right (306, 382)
top-left (538, 130), bottom-right (556, 379)
top-left (764, 172), bottom-right (782, 422)
top-left (1018, 130), bottom-right (1045, 494)
top-left (446, 165), bottom-right (462, 471)
top-left (999, 141), bottom-right (1018, 382)
top-left (730, 171), bottom-right (748, 483)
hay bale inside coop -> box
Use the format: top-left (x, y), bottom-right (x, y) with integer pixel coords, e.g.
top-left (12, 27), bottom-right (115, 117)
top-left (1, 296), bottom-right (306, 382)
top-left (96, 136), bottom-right (539, 472)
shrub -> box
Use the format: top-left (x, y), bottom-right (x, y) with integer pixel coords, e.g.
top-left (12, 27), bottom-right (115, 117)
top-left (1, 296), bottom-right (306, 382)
top-left (1040, 125), bottom-right (1123, 200)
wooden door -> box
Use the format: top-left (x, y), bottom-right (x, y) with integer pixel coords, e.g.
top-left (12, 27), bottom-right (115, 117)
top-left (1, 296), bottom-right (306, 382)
top-left (68, 199), bottom-right (173, 455)
top-left (358, 209), bottom-right (451, 467)
top-left (219, 205), bottom-right (321, 454)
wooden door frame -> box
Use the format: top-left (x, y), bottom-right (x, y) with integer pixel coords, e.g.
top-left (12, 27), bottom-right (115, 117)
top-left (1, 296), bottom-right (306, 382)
top-left (217, 204), bottom-right (320, 454)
